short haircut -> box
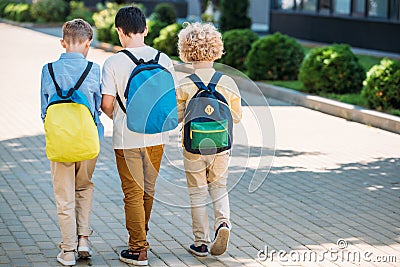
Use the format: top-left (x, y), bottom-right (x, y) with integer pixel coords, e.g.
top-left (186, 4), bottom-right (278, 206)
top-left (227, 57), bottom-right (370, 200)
top-left (115, 6), bottom-right (146, 35)
top-left (178, 22), bottom-right (224, 63)
top-left (62, 18), bottom-right (93, 44)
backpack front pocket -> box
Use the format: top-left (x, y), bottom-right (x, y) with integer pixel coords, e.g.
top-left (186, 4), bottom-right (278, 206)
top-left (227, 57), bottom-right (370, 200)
top-left (190, 120), bottom-right (229, 149)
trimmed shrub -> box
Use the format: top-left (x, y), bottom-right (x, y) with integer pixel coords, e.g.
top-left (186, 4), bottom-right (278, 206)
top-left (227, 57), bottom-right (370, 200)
top-left (0, 0), bottom-right (12, 17)
top-left (145, 19), bottom-right (167, 46)
top-left (220, 29), bottom-right (258, 71)
top-left (153, 3), bottom-right (176, 25)
top-left (219, 0), bottom-right (251, 32)
top-left (362, 58), bottom-right (400, 110)
top-left (30, 0), bottom-right (68, 23)
top-left (92, 2), bottom-right (120, 44)
top-left (66, 1), bottom-right (94, 25)
top-left (299, 44), bottom-right (365, 94)
top-left (153, 23), bottom-right (182, 57)
top-left (246, 32), bottom-right (304, 81)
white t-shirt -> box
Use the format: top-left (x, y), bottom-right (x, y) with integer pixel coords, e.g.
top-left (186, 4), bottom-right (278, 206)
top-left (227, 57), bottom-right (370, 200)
top-left (101, 46), bottom-right (176, 149)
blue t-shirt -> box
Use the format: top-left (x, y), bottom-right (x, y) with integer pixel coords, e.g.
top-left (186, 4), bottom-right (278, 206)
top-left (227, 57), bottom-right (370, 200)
top-left (40, 52), bottom-right (104, 140)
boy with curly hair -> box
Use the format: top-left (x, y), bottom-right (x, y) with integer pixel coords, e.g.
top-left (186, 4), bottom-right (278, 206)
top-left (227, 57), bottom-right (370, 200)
top-left (177, 22), bottom-right (242, 257)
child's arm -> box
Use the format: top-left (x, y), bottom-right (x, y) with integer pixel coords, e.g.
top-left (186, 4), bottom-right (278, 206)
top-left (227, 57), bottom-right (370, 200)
top-left (177, 78), bottom-right (189, 123)
top-left (100, 59), bottom-right (115, 119)
top-left (40, 66), bottom-right (49, 122)
top-left (101, 95), bottom-right (114, 119)
top-left (227, 78), bottom-right (242, 124)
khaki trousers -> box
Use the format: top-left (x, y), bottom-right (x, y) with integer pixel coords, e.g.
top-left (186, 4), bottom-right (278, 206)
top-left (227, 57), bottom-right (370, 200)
top-left (50, 157), bottom-right (97, 251)
top-left (183, 150), bottom-right (231, 246)
top-left (115, 145), bottom-right (164, 251)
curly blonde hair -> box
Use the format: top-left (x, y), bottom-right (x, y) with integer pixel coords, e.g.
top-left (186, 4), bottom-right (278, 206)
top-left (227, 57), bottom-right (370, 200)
top-left (178, 22), bottom-right (223, 63)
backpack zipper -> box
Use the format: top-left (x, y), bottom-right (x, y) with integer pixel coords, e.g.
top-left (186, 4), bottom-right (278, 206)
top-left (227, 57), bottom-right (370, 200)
top-left (190, 129), bottom-right (226, 139)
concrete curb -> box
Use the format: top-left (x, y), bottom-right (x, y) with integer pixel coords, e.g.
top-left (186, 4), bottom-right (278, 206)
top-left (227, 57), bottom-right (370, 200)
top-left (256, 82), bottom-right (400, 135)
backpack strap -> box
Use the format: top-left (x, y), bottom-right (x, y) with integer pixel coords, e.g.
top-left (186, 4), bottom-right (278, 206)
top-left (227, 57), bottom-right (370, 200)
top-left (116, 93), bottom-right (126, 113)
top-left (119, 49), bottom-right (141, 65)
top-left (188, 71), bottom-right (223, 93)
top-left (47, 61), bottom-right (93, 99)
top-left (187, 73), bottom-right (208, 92)
top-left (207, 71), bottom-right (223, 93)
top-left (154, 51), bottom-right (161, 63)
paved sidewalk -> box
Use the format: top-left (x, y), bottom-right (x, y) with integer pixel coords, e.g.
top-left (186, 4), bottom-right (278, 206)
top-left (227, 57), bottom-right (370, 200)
top-left (1, 22), bottom-right (400, 267)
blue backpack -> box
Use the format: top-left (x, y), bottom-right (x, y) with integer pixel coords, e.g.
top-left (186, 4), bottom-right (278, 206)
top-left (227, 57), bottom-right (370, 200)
top-left (183, 71), bottom-right (233, 155)
top-left (116, 50), bottom-right (178, 134)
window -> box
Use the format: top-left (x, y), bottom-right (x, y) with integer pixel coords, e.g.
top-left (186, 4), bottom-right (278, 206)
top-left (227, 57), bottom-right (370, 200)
top-left (352, 0), bottom-right (366, 16)
top-left (334, 0), bottom-right (351, 14)
top-left (368, 0), bottom-right (388, 17)
top-left (277, 0), bottom-right (295, 10)
top-left (319, 0), bottom-right (332, 14)
top-left (303, 0), bottom-right (317, 11)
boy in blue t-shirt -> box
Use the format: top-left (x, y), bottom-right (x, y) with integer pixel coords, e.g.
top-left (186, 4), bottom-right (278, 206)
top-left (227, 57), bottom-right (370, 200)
top-left (40, 19), bottom-right (102, 266)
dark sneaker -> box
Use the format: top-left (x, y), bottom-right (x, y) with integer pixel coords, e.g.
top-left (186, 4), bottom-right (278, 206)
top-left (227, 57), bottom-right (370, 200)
top-left (210, 222), bottom-right (230, 256)
top-left (188, 244), bottom-right (208, 257)
top-left (119, 249), bottom-right (148, 266)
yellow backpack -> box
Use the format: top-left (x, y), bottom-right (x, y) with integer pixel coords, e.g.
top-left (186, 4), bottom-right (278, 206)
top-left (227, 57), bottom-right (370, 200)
top-left (44, 62), bottom-right (99, 162)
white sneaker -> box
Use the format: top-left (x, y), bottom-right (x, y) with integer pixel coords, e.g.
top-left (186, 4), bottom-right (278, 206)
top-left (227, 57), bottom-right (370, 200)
top-left (77, 238), bottom-right (92, 258)
top-left (57, 251), bottom-right (76, 266)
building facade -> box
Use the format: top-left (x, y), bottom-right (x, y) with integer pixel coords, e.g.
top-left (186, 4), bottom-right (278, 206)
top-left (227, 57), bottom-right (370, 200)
top-left (270, 0), bottom-right (400, 53)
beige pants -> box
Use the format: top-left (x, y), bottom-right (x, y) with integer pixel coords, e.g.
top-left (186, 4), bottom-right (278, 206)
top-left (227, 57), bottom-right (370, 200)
top-left (50, 157), bottom-right (97, 251)
top-left (183, 149), bottom-right (231, 246)
top-left (115, 145), bottom-right (164, 251)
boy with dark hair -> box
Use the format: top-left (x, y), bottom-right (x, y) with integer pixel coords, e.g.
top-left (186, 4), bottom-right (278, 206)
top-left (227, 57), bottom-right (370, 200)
top-left (40, 18), bottom-right (102, 266)
top-left (101, 6), bottom-right (176, 266)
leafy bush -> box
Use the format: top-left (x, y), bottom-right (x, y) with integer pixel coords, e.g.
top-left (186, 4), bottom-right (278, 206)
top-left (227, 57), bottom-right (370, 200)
top-left (219, 0), bottom-right (251, 32)
top-left (30, 0), bottom-right (68, 23)
top-left (220, 29), bottom-right (258, 71)
top-left (361, 58), bottom-right (400, 110)
top-left (3, 2), bottom-right (32, 22)
top-left (92, 2), bottom-right (120, 44)
top-left (153, 3), bottom-right (176, 25)
top-left (299, 44), bottom-right (365, 94)
top-left (0, 0), bottom-right (13, 17)
top-left (66, 1), bottom-right (94, 25)
top-left (145, 19), bottom-right (167, 46)
top-left (153, 23), bottom-right (182, 57)
top-left (246, 32), bottom-right (304, 81)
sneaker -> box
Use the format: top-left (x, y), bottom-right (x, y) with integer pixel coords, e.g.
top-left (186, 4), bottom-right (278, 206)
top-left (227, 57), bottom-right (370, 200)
top-left (57, 250), bottom-right (76, 266)
top-left (210, 222), bottom-right (230, 256)
top-left (188, 244), bottom-right (208, 257)
top-left (77, 237), bottom-right (92, 258)
top-left (119, 249), bottom-right (148, 266)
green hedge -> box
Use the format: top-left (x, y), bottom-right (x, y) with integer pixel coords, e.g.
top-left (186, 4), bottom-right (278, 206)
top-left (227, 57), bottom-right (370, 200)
top-left (246, 32), bottom-right (304, 80)
top-left (152, 3), bottom-right (176, 25)
top-left (362, 58), bottom-right (400, 110)
top-left (145, 19), bottom-right (167, 46)
top-left (92, 2), bottom-right (121, 45)
top-left (30, 0), bottom-right (68, 23)
top-left (220, 29), bottom-right (258, 71)
top-left (66, 1), bottom-right (94, 25)
top-left (153, 23), bottom-right (182, 57)
top-left (299, 44), bottom-right (365, 94)
top-left (3, 2), bottom-right (33, 22)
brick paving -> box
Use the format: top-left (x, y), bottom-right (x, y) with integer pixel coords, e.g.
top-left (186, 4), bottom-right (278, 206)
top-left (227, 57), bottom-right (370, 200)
top-left (0, 22), bottom-right (400, 266)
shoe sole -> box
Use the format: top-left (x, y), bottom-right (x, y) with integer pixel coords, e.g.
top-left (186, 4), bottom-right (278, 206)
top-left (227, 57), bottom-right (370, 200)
top-left (78, 250), bottom-right (92, 259)
top-left (119, 255), bottom-right (148, 266)
top-left (188, 247), bottom-right (208, 257)
top-left (210, 227), bottom-right (230, 256)
top-left (57, 257), bottom-right (76, 266)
